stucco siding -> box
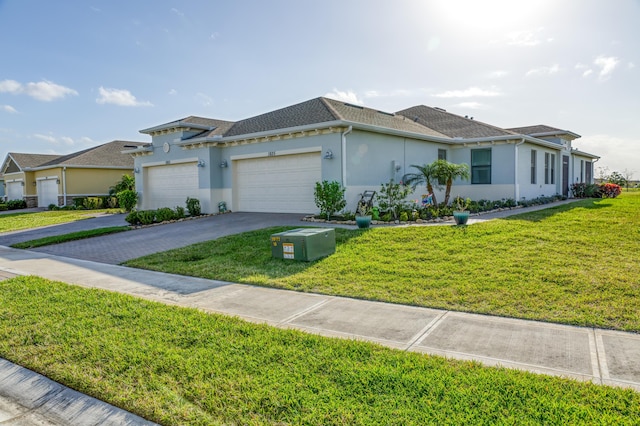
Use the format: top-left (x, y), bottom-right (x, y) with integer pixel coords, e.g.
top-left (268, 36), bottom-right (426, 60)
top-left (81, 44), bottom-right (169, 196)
top-left (65, 168), bottom-right (131, 195)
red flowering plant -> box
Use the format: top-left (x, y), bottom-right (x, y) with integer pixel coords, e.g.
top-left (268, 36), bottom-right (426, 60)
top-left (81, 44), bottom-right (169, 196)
top-left (599, 183), bottom-right (622, 198)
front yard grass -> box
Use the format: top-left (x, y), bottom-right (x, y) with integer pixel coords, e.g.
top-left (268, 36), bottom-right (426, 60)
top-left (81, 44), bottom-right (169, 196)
top-left (125, 192), bottom-right (640, 332)
top-left (1, 276), bottom-right (638, 425)
top-left (10, 226), bottom-right (130, 249)
top-left (0, 209), bottom-right (121, 233)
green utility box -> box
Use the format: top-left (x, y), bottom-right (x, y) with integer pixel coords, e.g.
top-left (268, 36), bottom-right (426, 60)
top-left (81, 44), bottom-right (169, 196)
top-left (271, 228), bottom-right (336, 261)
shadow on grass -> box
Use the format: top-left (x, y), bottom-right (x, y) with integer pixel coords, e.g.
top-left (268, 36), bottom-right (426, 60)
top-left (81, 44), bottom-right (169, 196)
top-left (502, 198), bottom-right (609, 223)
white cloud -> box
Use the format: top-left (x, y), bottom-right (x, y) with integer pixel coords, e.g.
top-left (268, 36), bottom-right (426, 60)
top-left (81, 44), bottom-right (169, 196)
top-left (324, 89), bottom-right (363, 104)
top-left (525, 64), bottom-right (560, 77)
top-left (60, 136), bottom-right (75, 145)
top-left (171, 7), bottom-right (184, 17)
top-left (96, 87), bottom-right (152, 106)
top-left (628, 62), bottom-right (636, 69)
top-left (433, 87), bottom-right (501, 98)
top-left (0, 79), bottom-right (77, 101)
top-left (506, 28), bottom-right (550, 47)
top-left (1, 105), bottom-right (17, 113)
top-left (195, 92), bottom-right (213, 107)
top-left (168, 89), bottom-right (177, 95)
top-left (454, 102), bottom-right (485, 110)
top-left (487, 70), bottom-right (509, 79)
top-left (33, 133), bottom-right (57, 143)
top-left (594, 55), bottom-right (619, 80)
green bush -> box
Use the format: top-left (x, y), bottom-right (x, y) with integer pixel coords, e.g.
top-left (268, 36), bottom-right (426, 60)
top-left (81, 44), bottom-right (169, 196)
top-left (174, 206), bottom-right (186, 219)
top-left (314, 180), bottom-right (346, 220)
top-left (138, 210), bottom-right (156, 225)
top-left (117, 190), bottom-right (138, 212)
top-left (186, 197), bottom-right (201, 216)
top-left (156, 207), bottom-right (176, 223)
top-left (377, 180), bottom-right (411, 220)
top-left (125, 211), bottom-right (140, 225)
top-left (83, 197), bottom-right (103, 210)
top-left (48, 204), bottom-right (59, 211)
top-left (6, 199), bottom-right (27, 210)
top-left (0, 204), bottom-right (7, 211)
top-left (73, 197), bottom-right (87, 209)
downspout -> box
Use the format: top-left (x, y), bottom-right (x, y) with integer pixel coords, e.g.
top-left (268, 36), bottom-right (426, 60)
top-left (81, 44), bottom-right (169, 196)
top-left (62, 166), bottom-right (67, 206)
top-left (514, 138), bottom-right (526, 204)
top-left (341, 125), bottom-right (352, 186)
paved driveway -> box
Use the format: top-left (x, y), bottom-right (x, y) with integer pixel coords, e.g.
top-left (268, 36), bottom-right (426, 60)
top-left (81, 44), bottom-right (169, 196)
top-left (2, 212), bottom-right (340, 265)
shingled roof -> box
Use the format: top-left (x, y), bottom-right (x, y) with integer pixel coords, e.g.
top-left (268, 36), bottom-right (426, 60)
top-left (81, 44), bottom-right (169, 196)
top-left (38, 141), bottom-right (148, 168)
top-left (223, 97), bottom-right (448, 138)
top-left (140, 116), bottom-right (235, 137)
top-left (396, 105), bottom-right (517, 138)
top-left (506, 125), bottom-right (569, 135)
top-left (6, 153), bottom-right (61, 170)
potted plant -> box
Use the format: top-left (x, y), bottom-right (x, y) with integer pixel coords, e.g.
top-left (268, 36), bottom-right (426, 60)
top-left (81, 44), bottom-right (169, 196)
top-left (355, 200), bottom-right (372, 229)
top-left (453, 196), bottom-right (471, 226)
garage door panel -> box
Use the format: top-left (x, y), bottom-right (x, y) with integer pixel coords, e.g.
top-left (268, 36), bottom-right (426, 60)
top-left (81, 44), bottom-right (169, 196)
top-left (37, 180), bottom-right (58, 207)
top-left (6, 182), bottom-right (23, 201)
top-left (145, 163), bottom-right (198, 210)
top-left (235, 152), bottom-right (321, 213)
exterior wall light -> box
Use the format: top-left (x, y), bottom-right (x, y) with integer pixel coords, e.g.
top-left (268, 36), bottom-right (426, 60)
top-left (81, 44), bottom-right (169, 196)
top-left (197, 160), bottom-right (206, 167)
top-left (324, 149), bottom-right (334, 159)
top-left (219, 160), bottom-right (228, 168)
top-left (134, 167), bottom-right (140, 174)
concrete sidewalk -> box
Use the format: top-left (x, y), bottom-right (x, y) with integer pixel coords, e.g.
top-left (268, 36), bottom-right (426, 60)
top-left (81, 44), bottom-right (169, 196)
top-left (1, 246), bottom-right (639, 398)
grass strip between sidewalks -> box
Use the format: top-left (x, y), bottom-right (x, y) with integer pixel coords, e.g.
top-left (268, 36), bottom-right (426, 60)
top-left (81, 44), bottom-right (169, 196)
top-left (125, 192), bottom-right (640, 332)
top-left (0, 209), bottom-right (121, 233)
top-left (1, 276), bottom-right (639, 425)
top-left (10, 226), bottom-right (130, 249)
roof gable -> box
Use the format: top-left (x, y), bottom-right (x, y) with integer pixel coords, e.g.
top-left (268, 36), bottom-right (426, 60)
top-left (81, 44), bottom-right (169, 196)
top-left (396, 105), bottom-right (516, 139)
top-left (2, 153), bottom-right (61, 173)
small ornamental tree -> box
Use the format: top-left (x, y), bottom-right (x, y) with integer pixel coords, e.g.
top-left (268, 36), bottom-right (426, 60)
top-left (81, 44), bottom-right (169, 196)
top-left (377, 180), bottom-right (412, 220)
top-left (314, 180), bottom-right (346, 220)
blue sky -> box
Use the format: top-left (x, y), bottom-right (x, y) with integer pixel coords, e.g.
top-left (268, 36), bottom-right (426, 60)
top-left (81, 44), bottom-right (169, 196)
top-left (1, 0), bottom-right (638, 177)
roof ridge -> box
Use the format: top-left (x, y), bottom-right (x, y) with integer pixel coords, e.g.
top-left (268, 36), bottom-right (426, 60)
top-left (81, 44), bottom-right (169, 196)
top-left (319, 97), bottom-right (343, 120)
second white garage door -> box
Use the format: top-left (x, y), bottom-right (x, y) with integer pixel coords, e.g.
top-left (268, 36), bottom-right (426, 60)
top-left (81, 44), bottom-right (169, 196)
top-left (234, 152), bottom-right (321, 213)
top-left (144, 162), bottom-right (199, 210)
top-left (37, 179), bottom-right (58, 207)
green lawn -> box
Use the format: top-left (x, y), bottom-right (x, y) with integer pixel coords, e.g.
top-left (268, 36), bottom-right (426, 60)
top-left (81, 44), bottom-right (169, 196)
top-left (125, 192), bottom-right (640, 332)
top-left (10, 226), bottom-right (130, 249)
top-left (0, 209), bottom-right (121, 233)
top-left (2, 276), bottom-right (638, 425)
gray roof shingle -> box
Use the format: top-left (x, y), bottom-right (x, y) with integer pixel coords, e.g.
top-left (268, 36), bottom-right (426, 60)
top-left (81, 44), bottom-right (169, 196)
top-left (223, 97), bottom-right (448, 138)
top-left (396, 105), bottom-right (516, 138)
top-left (40, 141), bottom-right (148, 168)
top-left (7, 153), bottom-right (61, 169)
top-left (506, 125), bottom-right (568, 135)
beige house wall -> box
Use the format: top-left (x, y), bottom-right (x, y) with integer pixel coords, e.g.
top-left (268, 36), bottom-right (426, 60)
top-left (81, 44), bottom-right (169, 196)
top-left (65, 168), bottom-right (131, 195)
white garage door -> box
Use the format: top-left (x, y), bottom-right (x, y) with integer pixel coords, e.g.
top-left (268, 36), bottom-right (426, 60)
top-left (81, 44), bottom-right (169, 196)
top-left (235, 152), bottom-right (321, 213)
top-left (37, 179), bottom-right (58, 207)
top-left (144, 162), bottom-right (199, 210)
top-left (6, 182), bottom-right (23, 201)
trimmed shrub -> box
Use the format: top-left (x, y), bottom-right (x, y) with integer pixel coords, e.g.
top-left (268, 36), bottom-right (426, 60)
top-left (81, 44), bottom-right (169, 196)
top-left (117, 190), bottom-right (138, 212)
top-left (7, 199), bottom-right (27, 210)
top-left (138, 210), bottom-right (156, 225)
top-left (156, 207), bottom-right (176, 223)
top-left (73, 197), bottom-right (87, 208)
top-left (186, 197), bottom-right (201, 217)
top-left (125, 211), bottom-right (140, 226)
top-left (83, 197), bottom-right (103, 210)
top-left (0, 204), bottom-right (7, 211)
top-left (174, 206), bottom-right (186, 219)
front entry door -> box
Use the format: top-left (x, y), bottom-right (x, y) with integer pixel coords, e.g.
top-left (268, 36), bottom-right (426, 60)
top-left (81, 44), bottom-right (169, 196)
top-left (562, 155), bottom-right (569, 197)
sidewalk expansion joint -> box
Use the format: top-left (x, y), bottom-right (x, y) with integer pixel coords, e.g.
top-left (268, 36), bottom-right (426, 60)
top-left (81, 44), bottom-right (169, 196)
top-left (593, 330), bottom-right (611, 381)
top-left (404, 311), bottom-right (449, 351)
top-left (277, 297), bottom-right (334, 326)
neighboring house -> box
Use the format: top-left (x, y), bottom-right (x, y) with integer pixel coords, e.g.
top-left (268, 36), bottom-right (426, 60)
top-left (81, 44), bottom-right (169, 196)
top-left (127, 97), bottom-right (599, 214)
top-left (1, 141), bottom-right (148, 207)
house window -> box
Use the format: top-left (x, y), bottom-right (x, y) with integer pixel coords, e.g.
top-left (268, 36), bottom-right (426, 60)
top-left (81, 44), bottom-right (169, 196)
top-left (438, 149), bottom-right (447, 161)
top-left (580, 160), bottom-right (584, 183)
top-left (545, 153), bottom-right (556, 184)
top-left (471, 148), bottom-right (491, 184)
top-left (530, 150), bottom-right (537, 184)
top-left (585, 161), bottom-right (592, 183)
